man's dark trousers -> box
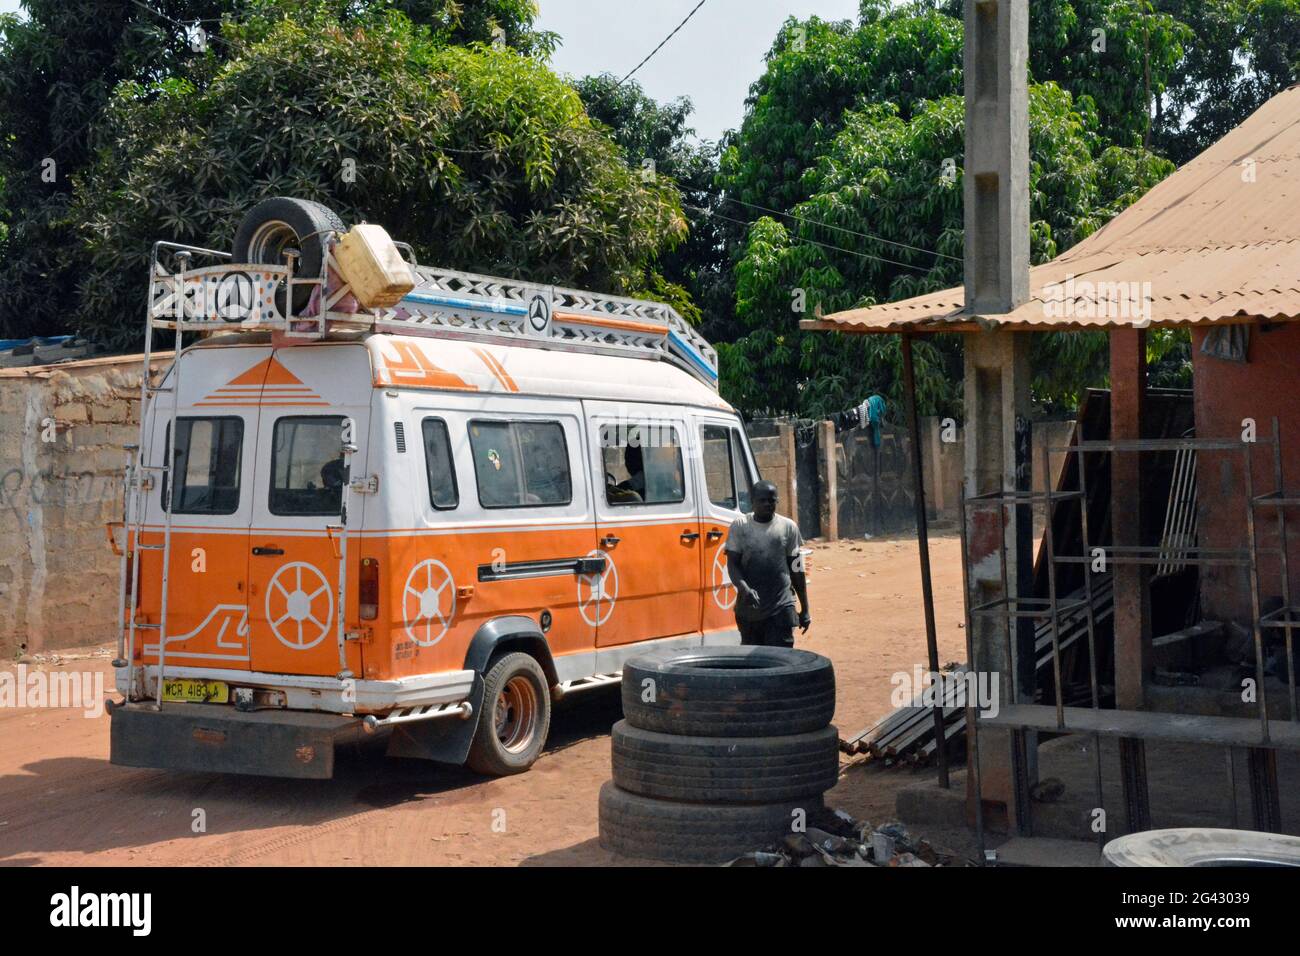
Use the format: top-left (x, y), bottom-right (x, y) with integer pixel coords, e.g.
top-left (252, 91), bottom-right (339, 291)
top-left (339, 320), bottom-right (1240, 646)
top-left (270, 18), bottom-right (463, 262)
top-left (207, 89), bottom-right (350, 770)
top-left (737, 606), bottom-right (797, 648)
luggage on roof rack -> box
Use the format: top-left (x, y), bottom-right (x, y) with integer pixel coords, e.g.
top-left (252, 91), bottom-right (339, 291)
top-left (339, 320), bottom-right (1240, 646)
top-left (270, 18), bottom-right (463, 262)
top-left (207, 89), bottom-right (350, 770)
top-left (146, 200), bottom-right (719, 390)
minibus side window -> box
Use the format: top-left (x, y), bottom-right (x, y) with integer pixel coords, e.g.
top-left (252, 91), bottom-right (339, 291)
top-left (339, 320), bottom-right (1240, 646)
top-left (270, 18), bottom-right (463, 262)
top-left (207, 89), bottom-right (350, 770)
top-left (730, 427), bottom-right (756, 513)
top-left (601, 422), bottom-right (685, 506)
top-left (421, 417), bottom-right (459, 510)
top-left (700, 424), bottom-right (737, 510)
top-left (162, 417), bottom-right (243, 515)
top-left (468, 419), bottom-right (571, 508)
top-left (269, 416), bottom-right (347, 516)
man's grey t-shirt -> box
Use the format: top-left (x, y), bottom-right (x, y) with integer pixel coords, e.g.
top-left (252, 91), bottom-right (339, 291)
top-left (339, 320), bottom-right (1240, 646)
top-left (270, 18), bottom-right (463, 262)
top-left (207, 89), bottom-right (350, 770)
top-left (724, 513), bottom-right (803, 623)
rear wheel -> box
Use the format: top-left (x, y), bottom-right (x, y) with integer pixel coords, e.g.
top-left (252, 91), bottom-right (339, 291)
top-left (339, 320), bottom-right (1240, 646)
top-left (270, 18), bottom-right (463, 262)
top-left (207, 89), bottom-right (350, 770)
top-left (465, 652), bottom-right (551, 776)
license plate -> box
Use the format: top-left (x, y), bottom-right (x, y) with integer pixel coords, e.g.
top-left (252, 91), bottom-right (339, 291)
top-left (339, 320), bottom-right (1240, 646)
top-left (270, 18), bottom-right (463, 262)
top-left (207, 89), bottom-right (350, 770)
top-left (161, 679), bottom-right (229, 703)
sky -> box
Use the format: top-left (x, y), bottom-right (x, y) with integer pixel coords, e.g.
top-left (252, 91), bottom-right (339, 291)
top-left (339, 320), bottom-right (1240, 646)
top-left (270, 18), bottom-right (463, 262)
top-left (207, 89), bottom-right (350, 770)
top-left (536, 1), bottom-right (863, 143)
top-left (0, 1), bottom-right (864, 142)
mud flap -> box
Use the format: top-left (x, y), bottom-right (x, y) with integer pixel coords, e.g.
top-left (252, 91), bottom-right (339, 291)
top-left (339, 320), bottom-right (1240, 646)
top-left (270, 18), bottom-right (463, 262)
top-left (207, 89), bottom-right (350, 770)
top-left (384, 672), bottom-right (486, 765)
top-left (110, 701), bottom-right (360, 779)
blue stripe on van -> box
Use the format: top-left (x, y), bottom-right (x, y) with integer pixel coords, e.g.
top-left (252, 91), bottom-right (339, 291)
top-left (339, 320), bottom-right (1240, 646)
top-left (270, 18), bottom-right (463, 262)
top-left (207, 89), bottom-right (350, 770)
top-left (401, 292), bottom-right (529, 316)
top-left (667, 328), bottom-right (718, 381)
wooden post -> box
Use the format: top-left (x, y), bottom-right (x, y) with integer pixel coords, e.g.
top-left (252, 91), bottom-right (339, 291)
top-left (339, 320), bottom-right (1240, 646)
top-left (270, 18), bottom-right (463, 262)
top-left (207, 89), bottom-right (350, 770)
top-left (1111, 327), bottom-right (1150, 710)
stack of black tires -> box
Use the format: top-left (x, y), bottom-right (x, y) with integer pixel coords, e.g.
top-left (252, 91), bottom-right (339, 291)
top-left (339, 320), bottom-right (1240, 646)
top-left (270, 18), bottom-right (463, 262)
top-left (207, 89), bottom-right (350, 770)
top-left (599, 645), bottom-right (839, 864)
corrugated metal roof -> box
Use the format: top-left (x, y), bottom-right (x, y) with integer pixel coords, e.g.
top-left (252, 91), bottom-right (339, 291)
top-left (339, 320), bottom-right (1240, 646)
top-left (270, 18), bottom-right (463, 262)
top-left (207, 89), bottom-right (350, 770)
top-left (809, 85), bottom-right (1300, 334)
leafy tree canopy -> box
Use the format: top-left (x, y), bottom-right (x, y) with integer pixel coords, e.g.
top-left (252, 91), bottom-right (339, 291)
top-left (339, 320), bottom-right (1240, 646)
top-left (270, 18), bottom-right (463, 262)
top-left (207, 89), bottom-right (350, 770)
top-left (574, 73), bottom-right (724, 332)
top-left (715, 0), bottom-right (1300, 419)
top-left (0, 0), bottom-right (557, 339)
top-left (723, 83), bottom-right (1173, 420)
top-left (71, 9), bottom-right (685, 348)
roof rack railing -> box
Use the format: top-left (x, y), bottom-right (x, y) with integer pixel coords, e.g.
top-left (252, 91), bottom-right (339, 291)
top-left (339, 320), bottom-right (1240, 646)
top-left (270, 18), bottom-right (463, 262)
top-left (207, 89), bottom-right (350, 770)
top-left (147, 236), bottom-right (719, 389)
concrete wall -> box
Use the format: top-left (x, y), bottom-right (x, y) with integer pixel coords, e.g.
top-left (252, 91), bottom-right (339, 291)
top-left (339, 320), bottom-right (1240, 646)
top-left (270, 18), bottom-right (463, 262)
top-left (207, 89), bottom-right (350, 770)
top-left (0, 355), bottom-right (166, 656)
top-left (748, 424), bottom-right (797, 519)
top-left (747, 416), bottom-right (1074, 540)
top-left (1192, 323), bottom-right (1300, 627)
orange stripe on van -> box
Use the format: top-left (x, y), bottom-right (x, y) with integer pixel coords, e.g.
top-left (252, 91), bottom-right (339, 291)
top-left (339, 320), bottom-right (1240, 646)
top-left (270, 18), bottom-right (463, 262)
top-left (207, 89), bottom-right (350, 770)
top-left (472, 347), bottom-right (519, 392)
top-left (374, 340), bottom-right (479, 392)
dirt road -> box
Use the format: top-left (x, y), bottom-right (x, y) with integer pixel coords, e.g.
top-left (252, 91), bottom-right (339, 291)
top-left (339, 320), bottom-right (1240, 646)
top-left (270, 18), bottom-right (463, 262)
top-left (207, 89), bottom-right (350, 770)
top-left (0, 534), bottom-right (968, 866)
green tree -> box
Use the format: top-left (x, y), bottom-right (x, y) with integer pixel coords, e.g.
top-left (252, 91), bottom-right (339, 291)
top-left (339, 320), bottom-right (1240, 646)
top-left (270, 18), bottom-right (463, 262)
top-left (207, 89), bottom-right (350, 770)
top-left (723, 84), bottom-right (1173, 419)
top-left (1151, 0), bottom-right (1300, 163)
top-left (0, 0), bottom-right (231, 339)
top-left (574, 73), bottom-right (723, 331)
top-left (720, 6), bottom-right (963, 218)
top-left (0, 0), bottom-right (556, 340)
top-left (71, 10), bottom-right (685, 348)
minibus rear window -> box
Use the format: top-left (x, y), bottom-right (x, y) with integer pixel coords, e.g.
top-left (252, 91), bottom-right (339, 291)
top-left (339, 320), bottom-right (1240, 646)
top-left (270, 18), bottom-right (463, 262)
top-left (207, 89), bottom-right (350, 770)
top-left (163, 417), bottom-right (243, 515)
top-left (270, 416), bottom-right (347, 516)
top-left (468, 420), bottom-right (571, 508)
top-left (421, 417), bottom-right (459, 510)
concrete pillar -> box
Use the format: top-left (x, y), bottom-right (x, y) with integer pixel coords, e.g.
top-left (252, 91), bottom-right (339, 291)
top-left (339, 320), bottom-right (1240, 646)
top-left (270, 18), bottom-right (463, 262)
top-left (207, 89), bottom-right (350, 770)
top-left (816, 421), bottom-right (839, 541)
top-left (778, 422), bottom-right (798, 529)
top-left (964, 330), bottom-right (1035, 831)
top-left (961, 0), bottom-right (1033, 832)
top-left (1111, 328), bottom-right (1151, 709)
top-left (964, 0), bottom-right (1029, 315)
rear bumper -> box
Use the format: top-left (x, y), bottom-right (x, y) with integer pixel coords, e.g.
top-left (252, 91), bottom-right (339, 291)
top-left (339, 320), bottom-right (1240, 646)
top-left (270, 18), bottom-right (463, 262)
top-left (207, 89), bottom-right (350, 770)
top-left (116, 664), bottom-right (475, 715)
top-left (109, 701), bottom-right (365, 779)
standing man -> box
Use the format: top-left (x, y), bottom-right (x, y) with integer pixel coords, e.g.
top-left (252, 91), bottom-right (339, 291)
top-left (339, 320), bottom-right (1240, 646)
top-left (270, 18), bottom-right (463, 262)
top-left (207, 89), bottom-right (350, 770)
top-left (725, 479), bottom-right (811, 647)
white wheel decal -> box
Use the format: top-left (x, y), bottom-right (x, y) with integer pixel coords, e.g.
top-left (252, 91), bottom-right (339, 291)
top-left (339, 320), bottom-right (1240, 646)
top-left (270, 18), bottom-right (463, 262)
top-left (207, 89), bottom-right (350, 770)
top-left (264, 562), bottom-right (334, 651)
top-left (577, 549), bottom-right (618, 626)
top-left (711, 547), bottom-right (736, 610)
top-left (403, 559), bottom-right (456, 647)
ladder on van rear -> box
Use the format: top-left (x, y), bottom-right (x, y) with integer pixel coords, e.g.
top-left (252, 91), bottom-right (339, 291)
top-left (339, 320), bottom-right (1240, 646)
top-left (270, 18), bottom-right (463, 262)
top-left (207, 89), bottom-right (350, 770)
top-left (119, 225), bottom-right (719, 708)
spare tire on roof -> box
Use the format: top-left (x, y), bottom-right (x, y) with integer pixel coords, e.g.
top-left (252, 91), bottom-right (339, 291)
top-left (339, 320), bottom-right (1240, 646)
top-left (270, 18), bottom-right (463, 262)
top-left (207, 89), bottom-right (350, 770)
top-left (620, 645), bottom-right (835, 738)
top-left (232, 197), bottom-right (345, 313)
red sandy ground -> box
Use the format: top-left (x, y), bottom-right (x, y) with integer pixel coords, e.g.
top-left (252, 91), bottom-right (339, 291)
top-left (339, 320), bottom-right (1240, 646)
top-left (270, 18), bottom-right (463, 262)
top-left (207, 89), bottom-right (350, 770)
top-left (0, 534), bottom-right (970, 866)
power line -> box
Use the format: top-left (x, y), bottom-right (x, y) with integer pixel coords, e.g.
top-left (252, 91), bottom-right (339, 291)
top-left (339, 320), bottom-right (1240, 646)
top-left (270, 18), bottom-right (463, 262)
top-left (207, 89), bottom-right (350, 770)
top-left (684, 203), bottom-right (942, 276)
top-left (617, 0), bottom-right (710, 87)
top-left (127, 0), bottom-right (227, 28)
top-left (716, 194), bottom-right (963, 263)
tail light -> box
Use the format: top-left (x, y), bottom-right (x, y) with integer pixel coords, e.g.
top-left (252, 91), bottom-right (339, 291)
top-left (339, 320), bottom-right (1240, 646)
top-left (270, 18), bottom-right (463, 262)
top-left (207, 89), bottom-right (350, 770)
top-left (359, 557), bottom-right (379, 620)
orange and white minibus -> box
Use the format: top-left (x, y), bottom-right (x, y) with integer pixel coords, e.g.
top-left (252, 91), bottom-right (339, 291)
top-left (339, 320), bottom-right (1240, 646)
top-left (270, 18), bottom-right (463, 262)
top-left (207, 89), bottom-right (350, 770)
top-left (109, 198), bottom-right (757, 778)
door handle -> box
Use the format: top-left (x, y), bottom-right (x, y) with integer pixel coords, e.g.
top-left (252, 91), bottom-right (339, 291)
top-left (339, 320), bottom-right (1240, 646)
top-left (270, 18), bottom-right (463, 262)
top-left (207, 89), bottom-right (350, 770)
top-left (600, 534), bottom-right (621, 549)
top-left (706, 529), bottom-right (724, 542)
top-left (252, 546), bottom-right (285, 556)
top-left (680, 530), bottom-right (700, 543)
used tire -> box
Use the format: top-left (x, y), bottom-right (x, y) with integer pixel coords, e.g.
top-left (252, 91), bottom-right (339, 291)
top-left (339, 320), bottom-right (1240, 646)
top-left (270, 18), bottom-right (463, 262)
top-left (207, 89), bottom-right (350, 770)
top-left (621, 645), bottom-right (834, 737)
top-left (465, 652), bottom-right (551, 776)
top-left (611, 719), bottom-right (840, 803)
top-left (232, 196), bottom-right (345, 312)
top-left (598, 781), bottom-right (823, 864)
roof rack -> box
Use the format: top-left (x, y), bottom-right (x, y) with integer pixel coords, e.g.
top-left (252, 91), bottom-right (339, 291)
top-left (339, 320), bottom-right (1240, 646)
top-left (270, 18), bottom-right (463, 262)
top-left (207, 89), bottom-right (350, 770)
top-left (147, 238), bottom-right (719, 389)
